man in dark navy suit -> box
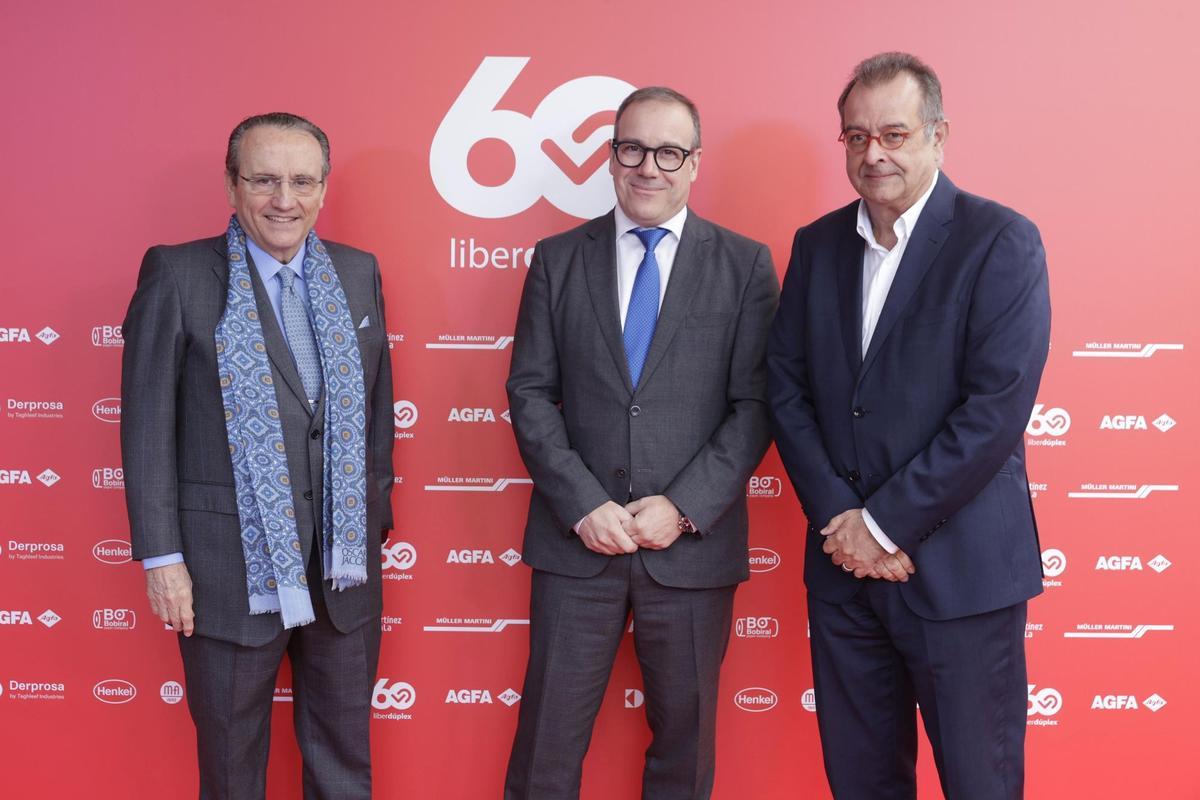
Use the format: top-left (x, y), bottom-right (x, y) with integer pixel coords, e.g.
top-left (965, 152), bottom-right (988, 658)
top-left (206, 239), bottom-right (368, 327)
top-left (767, 52), bottom-right (1050, 799)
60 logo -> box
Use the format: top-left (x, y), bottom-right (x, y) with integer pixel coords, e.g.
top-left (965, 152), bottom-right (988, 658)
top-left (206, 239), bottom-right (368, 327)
top-left (1027, 403), bottom-right (1071, 437)
top-left (431, 57), bottom-right (634, 219)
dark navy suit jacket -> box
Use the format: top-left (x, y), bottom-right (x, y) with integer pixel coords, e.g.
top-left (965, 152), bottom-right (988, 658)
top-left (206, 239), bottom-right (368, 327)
top-left (767, 174), bottom-right (1050, 620)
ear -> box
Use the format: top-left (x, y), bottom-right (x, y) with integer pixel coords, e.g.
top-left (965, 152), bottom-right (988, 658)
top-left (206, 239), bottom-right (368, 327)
top-left (688, 147), bottom-right (702, 181)
top-left (931, 120), bottom-right (949, 168)
top-left (225, 174), bottom-right (237, 208)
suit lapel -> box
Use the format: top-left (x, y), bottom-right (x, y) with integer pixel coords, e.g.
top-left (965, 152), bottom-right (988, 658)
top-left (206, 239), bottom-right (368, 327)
top-left (859, 175), bottom-right (956, 378)
top-left (835, 215), bottom-right (864, 376)
top-left (582, 212), bottom-right (635, 395)
top-left (635, 212), bottom-right (708, 390)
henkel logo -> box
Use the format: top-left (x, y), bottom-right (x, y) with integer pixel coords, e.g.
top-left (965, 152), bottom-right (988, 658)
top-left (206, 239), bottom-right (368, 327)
top-left (498, 548), bottom-right (522, 567)
top-left (430, 57), bottom-right (634, 220)
top-left (747, 475), bottom-right (783, 498)
top-left (446, 548), bottom-right (494, 564)
top-left (1041, 548), bottom-right (1067, 578)
top-left (393, 400), bottom-right (418, 429)
top-left (92, 398), bottom-right (121, 423)
top-left (801, 689), bottom-right (817, 712)
top-left (748, 547), bottom-right (781, 573)
top-left (1027, 685), bottom-right (1062, 717)
top-left (734, 616), bottom-right (780, 639)
top-left (35, 327), bottom-right (59, 345)
top-left (448, 407), bottom-right (497, 423)
top-left (93, 608), bottom-right (136, 631)
top-left (624, 689), bottom-right (644, 709)
top-left (1148, 554), bottom-right (1172, 573)
top-left (734, 687), bottom-right (778, 713)
top-left (1027, 404), bottom-right (1071, 439)
top-left (1152, 414), bottom-right (1176, 433)
top-left (160, 681), bottom-right (184, 705)
top-left (37, 469), bottom-right (60, 487)
top-left (92, 539), bottom-right (132, 565)
top-left (91, 325), bottom-right (124, 348)
top-left (372, 679), bottom-right (416, 711)
top-left (0, 469), bottom-right (32, 485)
top-left (497, 688), bottom-right (521, 707)
top-left (445, 689), bottom-right (494, 704)
top-left (37, 610), bottom-right (61, 628)
top-left (93, 679), bottom-right (136, 704)
top-left (92, 467), bottom-right (125, 490)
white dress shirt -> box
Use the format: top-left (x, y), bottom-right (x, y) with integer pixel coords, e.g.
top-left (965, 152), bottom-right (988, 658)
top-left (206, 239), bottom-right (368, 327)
top-left (856, 172), bottom-right (939, 555)
top-left (613, 204), bottom-right (687, 325)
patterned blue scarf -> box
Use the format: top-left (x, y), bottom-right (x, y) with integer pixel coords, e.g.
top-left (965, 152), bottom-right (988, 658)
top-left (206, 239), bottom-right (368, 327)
top-left (216, 215), bottom-right (368, 628)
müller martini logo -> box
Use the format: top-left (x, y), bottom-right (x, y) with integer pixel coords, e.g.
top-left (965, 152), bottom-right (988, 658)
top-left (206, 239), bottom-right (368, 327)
top-left (1072, 342), bottom-right (1183, 358)
top-left (1068, 484), bottom-right (1179, 499)
top-left (425, 334), bottom-right (515, 351)
top-left (425, 476), bottom-right (533, 492)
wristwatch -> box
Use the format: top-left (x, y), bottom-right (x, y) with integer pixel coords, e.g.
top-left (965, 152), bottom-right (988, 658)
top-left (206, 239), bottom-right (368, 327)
top-left (677, 515), bottom-right (697, 535)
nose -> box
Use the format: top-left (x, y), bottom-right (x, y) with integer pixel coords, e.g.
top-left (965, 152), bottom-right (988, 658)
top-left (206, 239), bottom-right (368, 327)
top-left (863, 136), bottom-right (888, 161)
top-left (636, 153), bottom-right (661, 177)
top-left (271, 182), bottom-right (297, 207)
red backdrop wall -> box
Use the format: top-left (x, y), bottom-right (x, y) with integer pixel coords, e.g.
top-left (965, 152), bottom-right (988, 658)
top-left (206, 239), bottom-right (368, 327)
top-left (1, 1), bottom-right (1196, 797)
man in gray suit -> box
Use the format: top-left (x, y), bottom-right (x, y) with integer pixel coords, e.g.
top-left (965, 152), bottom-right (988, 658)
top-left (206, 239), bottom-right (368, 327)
top-left (503, 87), bottom-right (778, 800)
top-left (120, 113), bottom-right (394, 799)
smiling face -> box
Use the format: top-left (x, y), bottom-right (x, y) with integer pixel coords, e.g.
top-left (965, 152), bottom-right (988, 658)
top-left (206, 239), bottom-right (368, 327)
top-left (609, 99), bottom-right (700, 227)
top-left (841, 71), bottom-right (947, 224)
top-left (225, 125), bottom-right (327, 262)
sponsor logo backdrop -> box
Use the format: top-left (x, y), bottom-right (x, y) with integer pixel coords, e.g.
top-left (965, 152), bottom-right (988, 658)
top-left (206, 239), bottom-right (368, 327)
top-left (0, 2), bottom-right (1195, 797)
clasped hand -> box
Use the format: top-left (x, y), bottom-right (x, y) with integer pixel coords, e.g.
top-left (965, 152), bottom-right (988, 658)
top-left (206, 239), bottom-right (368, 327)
top-left (821, 508), bottom-right (916, 582)
top-left (577, 495), bottom-right (686, 555)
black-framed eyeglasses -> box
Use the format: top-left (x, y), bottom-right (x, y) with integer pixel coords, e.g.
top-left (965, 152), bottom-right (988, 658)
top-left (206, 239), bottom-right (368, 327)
top-left (238, 174), bottom-right (325, 196)
top-left (611, 140), bottom-right (693, 172)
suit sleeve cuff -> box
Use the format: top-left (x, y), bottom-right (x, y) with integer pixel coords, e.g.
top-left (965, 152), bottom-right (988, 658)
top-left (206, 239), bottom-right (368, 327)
top-left (142, 552), bottom-right (185, 570)
top-left (861, 509), bottom-right (899, 554)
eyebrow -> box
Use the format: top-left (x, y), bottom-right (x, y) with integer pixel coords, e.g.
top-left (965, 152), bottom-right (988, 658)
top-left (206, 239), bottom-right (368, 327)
top-left (842, 121), bottom-right (915, 132)
top-left (618, 138), bottom-right (688, 149)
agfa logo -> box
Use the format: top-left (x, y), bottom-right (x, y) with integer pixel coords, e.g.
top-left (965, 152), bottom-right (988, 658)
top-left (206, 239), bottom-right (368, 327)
top-left (92, 398), bottom-right (121, 423)
top-left (160, 681), bottom-right (184, 705)
top-left (1152, 414), bottom-right (1176, 433)
top-left (1148, 554), bottom-right (1172, 573)
top-left (37, 610), bottom-right (61, 628)
top-left (734, 616), bottom-right (779, 639)
top-left (1095, 556), bottom-right (1143, 570)
top-left (92, 539), bottom-right (132, 565)
top-left (393, 400), bottom-right (418, 430)
top-left (372, 679), bottom-right (416, 711)
top-left (498, 548), bottom-right (522, 567)
top-left (0, 611), bottom-right (33, 625)
top-left (1143, 693), bottom-right (1167, 712)
top-left (93, 679), bottom-right (137, 704)
top-left (37, 469), bottom-right (60, 487)
top-left (734, 687), bottom-right (778, 713)
top-left (0, 327), bottom-right (31, 343)
top-left (1041, 548), bottom-right (1067, 578)
top-left (446, 549), bottom-right (494, 564)
top-left (624, 689), bottom-right (644, 709)
top-left (35, 327), bottom-right (59, 345)
top-left (1027, 403), bottom-right (1071, 438)
top-left (444, 689), bottom-right (494, 704)
top-left (448, 407), bottom-right (497, 423)
top-left (0, 470), bottom-right (32, 485)
top-left (431, 57), bottom-right (635, 219)
top-left (748, 547), bottom-right (781, 573)
top-left (497, 688), bottom-right (521, 707)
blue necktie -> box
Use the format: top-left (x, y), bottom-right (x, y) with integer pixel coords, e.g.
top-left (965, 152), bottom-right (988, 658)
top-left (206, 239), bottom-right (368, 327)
top-left (278, 266), bottom-right (323, 407)
top-left (624, 227), bottom-right (668, 389)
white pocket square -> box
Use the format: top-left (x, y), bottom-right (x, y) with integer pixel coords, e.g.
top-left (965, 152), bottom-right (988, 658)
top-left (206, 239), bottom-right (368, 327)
top-left (358, 315), bottom-right (370, 329)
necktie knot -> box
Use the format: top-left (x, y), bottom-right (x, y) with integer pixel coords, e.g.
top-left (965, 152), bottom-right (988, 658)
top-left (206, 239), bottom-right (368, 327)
top-left (278, 266), bottom-right (297, 290)
top-left (634, 227), bottom-right (669, 252)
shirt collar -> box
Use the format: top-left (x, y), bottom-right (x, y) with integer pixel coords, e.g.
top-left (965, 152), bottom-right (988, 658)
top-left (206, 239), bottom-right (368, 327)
top-left (244, 235), bottom-right (307, 283)
top-left (855, 170), bottom-right (939, 252)
top-left (614, 203), bottom-right (688, 243)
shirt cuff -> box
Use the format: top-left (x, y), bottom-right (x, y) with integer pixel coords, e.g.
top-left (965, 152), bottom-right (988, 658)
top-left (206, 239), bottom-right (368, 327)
top-left (142, 552), bottom-right (185, 570)
top-left (861, 509), bottom-right (898, 554)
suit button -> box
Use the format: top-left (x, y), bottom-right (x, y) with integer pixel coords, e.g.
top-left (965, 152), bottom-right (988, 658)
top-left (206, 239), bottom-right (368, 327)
top-left (310, 429), bottom-right (322, 439)
top-left (630, 405), bottom-right (641, 417)
top-left (616, 468), bottom-right (627, 478)
top-left (852, 406), bottom-right (866, 418)
top-left (303, 490), bottom-right (313, 500)
top-left (848, 470), bottom-right (861, 482)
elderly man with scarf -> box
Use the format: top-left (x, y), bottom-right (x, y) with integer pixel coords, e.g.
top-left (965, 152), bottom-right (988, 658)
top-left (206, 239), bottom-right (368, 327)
top-left (120, 112), bottom-right (395, 800)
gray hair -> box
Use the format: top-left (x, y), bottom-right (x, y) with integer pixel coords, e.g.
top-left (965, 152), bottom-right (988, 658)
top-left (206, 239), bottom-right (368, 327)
top-left (225, 112), bottom-right (331, 180)
top-left (614, 87), bottom-right (702, 149)
top-left (837, 52), bottom-right (944, 130)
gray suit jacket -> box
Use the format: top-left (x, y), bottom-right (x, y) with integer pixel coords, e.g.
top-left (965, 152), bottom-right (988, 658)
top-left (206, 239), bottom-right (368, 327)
top-left (120, 235), bottom-right (394, 646)
top-left (506, 210), bottom-right (778, 589)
